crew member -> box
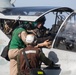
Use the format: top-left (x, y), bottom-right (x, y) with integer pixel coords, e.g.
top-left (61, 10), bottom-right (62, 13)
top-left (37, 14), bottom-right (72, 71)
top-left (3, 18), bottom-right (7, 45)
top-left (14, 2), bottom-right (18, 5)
top-left (18, 34), bottom-right (55, 75)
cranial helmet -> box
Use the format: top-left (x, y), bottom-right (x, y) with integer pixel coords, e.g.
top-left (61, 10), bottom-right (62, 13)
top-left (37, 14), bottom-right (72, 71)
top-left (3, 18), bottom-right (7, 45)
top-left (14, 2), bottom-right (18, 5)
top-left (25, 34), bottom-right (35, 44)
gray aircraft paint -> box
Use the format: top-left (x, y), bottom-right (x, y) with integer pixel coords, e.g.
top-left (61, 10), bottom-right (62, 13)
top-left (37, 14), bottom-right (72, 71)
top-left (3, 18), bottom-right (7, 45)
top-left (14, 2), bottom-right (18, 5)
top-left (0, 30), bottom-right (10, 75)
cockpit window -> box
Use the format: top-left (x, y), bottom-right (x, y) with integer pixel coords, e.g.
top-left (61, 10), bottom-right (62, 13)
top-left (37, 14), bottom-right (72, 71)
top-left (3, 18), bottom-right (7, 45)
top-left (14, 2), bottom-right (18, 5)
top-left (53, 13), bottom-right (76, 52)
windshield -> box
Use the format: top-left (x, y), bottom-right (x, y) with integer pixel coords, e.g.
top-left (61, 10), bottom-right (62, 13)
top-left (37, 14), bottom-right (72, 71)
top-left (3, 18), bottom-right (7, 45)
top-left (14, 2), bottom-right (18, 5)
top-left (53, 12), bottom-right (76, 52)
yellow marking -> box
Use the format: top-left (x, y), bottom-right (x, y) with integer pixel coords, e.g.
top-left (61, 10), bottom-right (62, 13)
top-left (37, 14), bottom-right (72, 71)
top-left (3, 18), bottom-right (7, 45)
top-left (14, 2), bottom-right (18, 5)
top-left (37, 71), bottom-right (43, 74)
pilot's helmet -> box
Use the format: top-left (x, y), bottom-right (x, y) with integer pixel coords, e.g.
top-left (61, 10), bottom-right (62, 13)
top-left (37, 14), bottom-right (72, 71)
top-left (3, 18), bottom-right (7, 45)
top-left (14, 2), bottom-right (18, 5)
top-left (25, 34), bottom-right (35, 44)
top-left (30, 16), bottom-right (46, 28)
top-left (36, 16), bottom-right (46, 24)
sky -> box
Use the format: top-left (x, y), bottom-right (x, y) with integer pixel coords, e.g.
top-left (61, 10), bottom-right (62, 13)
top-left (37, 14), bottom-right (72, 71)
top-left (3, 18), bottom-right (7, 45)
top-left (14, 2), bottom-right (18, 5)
top-left (14, 0), bottom-right (76, 9)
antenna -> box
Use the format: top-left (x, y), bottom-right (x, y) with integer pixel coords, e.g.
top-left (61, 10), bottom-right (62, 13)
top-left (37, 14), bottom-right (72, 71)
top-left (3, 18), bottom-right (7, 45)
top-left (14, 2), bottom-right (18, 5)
top-left (10, 0), bottom-right (16, 6)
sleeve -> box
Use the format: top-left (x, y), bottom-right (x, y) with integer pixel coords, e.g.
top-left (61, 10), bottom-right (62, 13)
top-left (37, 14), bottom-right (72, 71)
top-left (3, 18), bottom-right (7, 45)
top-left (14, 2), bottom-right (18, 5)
top-left (39, 51), bottom-right (54, 66)
top-left (37, 36), bottom-right (53, 43)
top-left (17, 28), bottom-right (26, 34)
top-left (13, 28), bottom-right (26, 35)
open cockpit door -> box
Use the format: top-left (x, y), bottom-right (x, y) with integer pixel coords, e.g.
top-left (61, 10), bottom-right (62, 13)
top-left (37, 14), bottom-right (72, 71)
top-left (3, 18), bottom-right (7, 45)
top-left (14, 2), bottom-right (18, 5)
top-left (0, 6), bottom-right (73, 21)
